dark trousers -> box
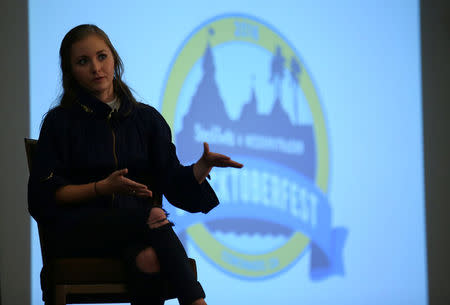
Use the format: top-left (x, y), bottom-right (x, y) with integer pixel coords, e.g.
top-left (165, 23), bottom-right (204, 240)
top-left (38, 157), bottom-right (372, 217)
top-left (46, 207), bottom-right (204, 305)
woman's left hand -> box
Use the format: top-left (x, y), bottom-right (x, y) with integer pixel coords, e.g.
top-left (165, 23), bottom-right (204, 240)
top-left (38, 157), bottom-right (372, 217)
top-left (193, 142), bottom-right (244, 184)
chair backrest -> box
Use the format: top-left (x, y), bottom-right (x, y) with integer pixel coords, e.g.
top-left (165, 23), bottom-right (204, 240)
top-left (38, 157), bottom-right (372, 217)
top-left (24, 138), bottom-right (52, 267)
top-left (24, 138), bottom-right (37, 173)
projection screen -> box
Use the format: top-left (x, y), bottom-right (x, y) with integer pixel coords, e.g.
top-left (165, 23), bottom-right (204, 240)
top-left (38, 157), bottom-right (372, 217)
top-left (29, 1), bottom-right (426, 304)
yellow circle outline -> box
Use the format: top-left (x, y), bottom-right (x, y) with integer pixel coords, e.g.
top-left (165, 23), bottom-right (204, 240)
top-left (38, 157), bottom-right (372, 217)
top-left (187, 224), bottom-right (310, 278)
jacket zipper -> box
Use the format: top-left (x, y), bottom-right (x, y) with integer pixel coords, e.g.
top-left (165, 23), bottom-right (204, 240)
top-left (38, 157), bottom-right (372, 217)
top-left (108, 111), bottom-right (118, 206)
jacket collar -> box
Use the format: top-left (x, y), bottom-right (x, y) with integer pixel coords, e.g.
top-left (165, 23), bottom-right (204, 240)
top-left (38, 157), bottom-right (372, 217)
top-left (75, 88), bottom-right (134, 120)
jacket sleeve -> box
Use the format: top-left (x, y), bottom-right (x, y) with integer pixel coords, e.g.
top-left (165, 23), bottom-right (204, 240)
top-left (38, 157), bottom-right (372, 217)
top-left (149, 108), bottom-right (219, 213)
top-left (28, 108), bottom-right (72, 224)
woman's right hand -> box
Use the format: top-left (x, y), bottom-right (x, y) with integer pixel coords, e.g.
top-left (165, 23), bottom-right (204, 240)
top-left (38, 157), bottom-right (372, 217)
top-left (96, 168), bottom-right (152, 198)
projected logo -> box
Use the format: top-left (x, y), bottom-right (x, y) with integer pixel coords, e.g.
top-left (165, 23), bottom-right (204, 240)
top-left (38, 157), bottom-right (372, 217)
top-left (161, 15), bottom-right (347, 280)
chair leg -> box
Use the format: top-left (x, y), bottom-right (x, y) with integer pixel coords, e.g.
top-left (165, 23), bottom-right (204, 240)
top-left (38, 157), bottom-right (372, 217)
top-left (54, 285), bottom-right (67, 305)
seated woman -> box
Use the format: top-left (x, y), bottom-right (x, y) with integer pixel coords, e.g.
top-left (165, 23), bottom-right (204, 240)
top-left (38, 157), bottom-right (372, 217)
top-left (28, 24), bottom-right (243, 305)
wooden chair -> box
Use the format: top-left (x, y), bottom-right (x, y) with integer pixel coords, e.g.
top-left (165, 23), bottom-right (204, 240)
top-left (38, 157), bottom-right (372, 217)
top-left (24, 138), bottom-right (196, 305)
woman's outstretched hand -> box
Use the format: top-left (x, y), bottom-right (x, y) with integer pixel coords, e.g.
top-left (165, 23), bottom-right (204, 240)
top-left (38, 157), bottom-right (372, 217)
top-left (193, 142), bottom-right (244, 184)
top-left (97, 168), bottom-right (153, 198)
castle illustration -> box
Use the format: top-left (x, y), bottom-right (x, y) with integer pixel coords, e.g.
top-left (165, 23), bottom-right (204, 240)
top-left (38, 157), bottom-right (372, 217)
top-left (176, 43), bottom-right (316, 180)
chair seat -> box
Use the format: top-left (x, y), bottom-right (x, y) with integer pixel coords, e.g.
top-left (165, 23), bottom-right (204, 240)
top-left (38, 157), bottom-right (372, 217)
top-left (40, 256), bottom-right (197, 303)
top-left (45, 257), bottom-right (197, 284)
top-left (47, 258), bottom-right (127, 284)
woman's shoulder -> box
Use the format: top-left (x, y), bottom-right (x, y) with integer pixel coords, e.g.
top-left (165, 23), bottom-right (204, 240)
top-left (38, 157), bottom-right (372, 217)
top-left (135, 101), bottom-right (158, 113)
top-left (38, 105), bottom-right (76, 140)
top-left (42, 105), bottom-right (72, 125)
top-left (134, 102), bottom-right (172, 135)
top-left (134, 102), bottom-right (167, 122)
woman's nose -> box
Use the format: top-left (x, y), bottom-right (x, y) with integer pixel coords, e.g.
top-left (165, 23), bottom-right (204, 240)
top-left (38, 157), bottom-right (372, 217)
top-left (91, 59), bottom-right (101, 72)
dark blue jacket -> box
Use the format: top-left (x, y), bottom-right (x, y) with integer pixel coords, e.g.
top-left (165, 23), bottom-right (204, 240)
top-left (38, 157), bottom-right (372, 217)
top-left (28, 90), bottom-right (218, 232)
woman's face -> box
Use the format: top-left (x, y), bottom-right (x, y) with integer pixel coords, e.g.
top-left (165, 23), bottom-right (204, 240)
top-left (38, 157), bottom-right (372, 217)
top-left (70, 34), bottom-right (115, 102)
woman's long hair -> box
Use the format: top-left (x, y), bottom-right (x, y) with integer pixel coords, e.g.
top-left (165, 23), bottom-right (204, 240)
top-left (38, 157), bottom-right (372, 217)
top-left (58, 24), bottom-right (137, 107)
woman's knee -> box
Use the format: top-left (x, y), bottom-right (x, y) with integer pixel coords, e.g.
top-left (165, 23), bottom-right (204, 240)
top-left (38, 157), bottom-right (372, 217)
top-left (147, 207), bottom-right (170, 229)
top-left (135, 247), bottom-right (160, 273)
